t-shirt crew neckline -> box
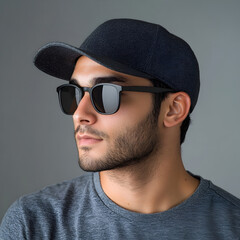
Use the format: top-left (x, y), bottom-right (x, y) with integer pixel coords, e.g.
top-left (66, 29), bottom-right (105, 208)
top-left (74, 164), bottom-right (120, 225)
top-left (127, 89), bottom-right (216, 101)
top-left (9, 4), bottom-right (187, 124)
top-left (93, 171), bottom-right (210, 222)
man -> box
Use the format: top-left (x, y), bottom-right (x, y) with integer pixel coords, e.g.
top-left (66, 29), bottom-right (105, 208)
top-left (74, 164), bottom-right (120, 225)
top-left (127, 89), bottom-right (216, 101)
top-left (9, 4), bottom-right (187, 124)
top-left (0, 18), bottom-right (239, 239)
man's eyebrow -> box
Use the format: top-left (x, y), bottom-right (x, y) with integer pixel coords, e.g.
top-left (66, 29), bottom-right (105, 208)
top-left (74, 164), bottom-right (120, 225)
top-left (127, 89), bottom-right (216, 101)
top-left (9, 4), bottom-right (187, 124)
top-left (69, 76), bottom-right (128, 86)
top-left (92, 76), bottom-right (128, 85)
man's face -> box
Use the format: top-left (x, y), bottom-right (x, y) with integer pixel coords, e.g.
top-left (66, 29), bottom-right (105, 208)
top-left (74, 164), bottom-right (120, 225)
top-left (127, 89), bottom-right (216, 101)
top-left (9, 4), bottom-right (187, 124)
top-left (72, 56), bottom-right (161, 172)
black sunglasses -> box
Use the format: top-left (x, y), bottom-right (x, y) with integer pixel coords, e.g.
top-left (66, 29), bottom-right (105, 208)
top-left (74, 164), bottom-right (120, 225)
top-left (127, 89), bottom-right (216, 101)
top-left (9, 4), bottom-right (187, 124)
top-left (56, 83), bottom-right (173, 115)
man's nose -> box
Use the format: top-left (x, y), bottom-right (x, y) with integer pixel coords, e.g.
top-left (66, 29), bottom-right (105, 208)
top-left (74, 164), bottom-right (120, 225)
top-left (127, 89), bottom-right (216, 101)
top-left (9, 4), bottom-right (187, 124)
top-left (73, 92), bottom-right (97, 125)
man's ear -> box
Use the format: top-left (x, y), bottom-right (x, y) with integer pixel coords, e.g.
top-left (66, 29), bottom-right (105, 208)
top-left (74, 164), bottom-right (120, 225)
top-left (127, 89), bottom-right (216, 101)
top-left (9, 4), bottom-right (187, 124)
top-left (163, 92), bottom-right (191, 128)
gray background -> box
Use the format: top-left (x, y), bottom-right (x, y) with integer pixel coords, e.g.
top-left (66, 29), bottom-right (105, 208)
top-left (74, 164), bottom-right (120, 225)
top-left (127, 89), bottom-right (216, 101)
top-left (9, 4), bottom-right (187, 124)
top-left (0, 0), bottom-right (240, 221)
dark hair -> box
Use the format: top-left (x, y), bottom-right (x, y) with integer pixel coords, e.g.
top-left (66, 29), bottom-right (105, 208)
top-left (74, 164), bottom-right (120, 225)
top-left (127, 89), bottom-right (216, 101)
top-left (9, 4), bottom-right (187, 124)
top-left (150, 79), bottom-right (191, 145)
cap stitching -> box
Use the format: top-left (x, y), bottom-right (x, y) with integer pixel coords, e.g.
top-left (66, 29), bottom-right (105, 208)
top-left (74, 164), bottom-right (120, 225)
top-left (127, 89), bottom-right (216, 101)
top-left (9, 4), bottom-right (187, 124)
top-left (144, 26), bottom-right (159, 73)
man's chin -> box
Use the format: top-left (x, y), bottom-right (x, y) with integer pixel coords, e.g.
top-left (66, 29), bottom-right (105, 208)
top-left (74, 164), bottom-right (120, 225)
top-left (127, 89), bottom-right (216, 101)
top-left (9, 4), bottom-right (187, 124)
top-left (78, 160), bottom-right (114, 172)
top-left (77, 155), bottom-right (108, 172)
top-left (77, 156), bottom-right (123, 172)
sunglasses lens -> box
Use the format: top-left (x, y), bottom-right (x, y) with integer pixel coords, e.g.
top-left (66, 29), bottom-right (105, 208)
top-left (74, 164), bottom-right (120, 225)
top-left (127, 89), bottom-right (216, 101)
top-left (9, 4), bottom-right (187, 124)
top-left (59, 86), bottom-right (82, 115)
top-left (92, 85), bottom-right (119, 114)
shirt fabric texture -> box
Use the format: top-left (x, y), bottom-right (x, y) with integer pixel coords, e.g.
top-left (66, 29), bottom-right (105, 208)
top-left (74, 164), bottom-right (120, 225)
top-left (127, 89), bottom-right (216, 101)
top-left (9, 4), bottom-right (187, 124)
top-left (0, 172), bottom-right (240, 240)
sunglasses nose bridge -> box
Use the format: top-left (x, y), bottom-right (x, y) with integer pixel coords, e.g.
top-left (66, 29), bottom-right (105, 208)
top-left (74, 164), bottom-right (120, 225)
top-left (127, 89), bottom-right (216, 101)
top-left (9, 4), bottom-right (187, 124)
top-left (82, 86), bottom-right (92, 92)
top-left (75, 86), bottom-right (95, 112)
top-left (81, 87), bottom-right (92, 101)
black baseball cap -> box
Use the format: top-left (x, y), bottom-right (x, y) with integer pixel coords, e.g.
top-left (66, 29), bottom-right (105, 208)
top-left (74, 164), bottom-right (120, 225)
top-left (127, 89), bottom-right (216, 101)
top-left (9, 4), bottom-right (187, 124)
top-left (34, 18), bottom-right (200, 112)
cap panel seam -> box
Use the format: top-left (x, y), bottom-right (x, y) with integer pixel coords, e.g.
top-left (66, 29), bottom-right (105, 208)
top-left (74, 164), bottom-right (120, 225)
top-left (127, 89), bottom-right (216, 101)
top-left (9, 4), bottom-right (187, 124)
top-left (144, 26), bottom-right (159, 73)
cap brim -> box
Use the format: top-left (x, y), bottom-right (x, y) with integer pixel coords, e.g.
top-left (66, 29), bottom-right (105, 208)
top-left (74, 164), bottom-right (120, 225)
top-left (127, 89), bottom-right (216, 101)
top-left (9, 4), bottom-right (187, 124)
top-left (34, 42), bottom-right (153, 81)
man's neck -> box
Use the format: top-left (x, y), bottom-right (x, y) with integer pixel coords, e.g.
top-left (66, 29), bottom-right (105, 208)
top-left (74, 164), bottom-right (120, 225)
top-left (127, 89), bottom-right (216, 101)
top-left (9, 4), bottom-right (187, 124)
top-left (99, 150), bottom-right (199, 214)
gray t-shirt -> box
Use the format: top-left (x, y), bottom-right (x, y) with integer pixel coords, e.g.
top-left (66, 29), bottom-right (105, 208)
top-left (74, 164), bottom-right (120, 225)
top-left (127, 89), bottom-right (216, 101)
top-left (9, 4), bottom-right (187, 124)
top-left (1, 172), bottom-right (240, 239)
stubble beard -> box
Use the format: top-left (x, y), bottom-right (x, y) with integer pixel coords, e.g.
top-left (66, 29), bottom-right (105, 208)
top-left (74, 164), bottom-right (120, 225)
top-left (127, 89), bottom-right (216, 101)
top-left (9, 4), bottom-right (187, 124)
top-left (76, 111), bottom-right (160, 172)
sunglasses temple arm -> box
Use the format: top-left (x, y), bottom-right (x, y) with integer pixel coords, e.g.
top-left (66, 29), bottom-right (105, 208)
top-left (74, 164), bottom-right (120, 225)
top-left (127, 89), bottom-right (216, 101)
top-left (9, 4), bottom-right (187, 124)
top-left (121, 86), bottom-right (173, 93)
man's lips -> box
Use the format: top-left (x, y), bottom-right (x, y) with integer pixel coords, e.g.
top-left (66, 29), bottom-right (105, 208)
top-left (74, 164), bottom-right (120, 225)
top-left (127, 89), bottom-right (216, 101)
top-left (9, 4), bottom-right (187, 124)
top-left (77, 134), bottom-right (103, 145)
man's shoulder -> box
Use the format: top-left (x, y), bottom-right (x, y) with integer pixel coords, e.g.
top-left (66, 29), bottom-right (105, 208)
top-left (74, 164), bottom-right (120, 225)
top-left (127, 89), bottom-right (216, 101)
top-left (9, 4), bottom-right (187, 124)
top-left (190, 172), bottom-right (240, 211)
top-left (207, 180), bottom-right (240, 210)
top-left (19, 173), bottom-right (93, 205)
top-left (195, 175), bottom-right (240, 228)
top-left (4, 173), bottom-right (94, 220)
top-left (0, 174), bottom-right (96, 239)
